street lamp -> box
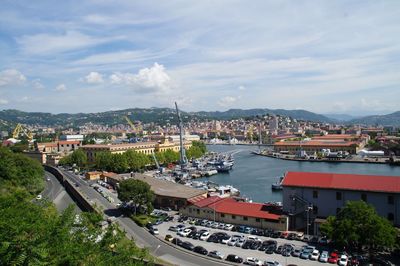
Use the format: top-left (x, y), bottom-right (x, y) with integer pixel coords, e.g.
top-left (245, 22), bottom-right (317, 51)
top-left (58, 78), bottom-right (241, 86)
top-left (306, 205), bottom-right (313, 236)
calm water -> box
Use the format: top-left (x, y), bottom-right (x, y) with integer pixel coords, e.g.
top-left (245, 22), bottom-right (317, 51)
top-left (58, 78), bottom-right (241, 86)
top-left (198, 145), bottom-right (400, 203)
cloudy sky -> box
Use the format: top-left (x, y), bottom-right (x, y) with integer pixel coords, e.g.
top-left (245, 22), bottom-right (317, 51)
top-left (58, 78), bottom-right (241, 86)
top-left (0, 0), bottom-right (399, 115)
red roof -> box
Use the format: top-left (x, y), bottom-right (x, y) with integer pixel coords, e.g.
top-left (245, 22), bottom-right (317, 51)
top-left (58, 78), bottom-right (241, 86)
top-left (282, 171), bottom-right (400, 193)
top-left (190, 196), bottom-right (281, 221)
top-left (214, 200), bottom-right (281, 221)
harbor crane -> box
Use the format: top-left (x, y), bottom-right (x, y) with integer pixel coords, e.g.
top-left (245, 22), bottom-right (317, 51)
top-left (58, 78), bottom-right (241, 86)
top-left (175, 102), bottom-right (188, 169)
top-left (124, 116), bottom-right (143, 135)
top-left (12, 123), bottom-right (33, 142)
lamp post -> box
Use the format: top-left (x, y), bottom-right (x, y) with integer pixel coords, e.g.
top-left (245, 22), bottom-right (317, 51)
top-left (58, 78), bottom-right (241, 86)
top-left (306, 205), bottom-right (313, 236)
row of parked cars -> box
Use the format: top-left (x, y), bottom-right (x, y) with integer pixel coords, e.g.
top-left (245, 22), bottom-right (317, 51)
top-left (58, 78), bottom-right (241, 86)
top-left (169, 236), bottom-right (281, 266)
top-left (168, 224), bottom-right (368, 265)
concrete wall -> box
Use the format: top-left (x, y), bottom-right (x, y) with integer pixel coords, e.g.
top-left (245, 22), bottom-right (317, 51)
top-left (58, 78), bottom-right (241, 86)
top-left (283, 186), bottom-right (400, 231)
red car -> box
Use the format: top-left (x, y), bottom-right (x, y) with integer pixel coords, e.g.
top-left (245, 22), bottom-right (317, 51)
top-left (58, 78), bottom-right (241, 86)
top-left (328, 251), bottom-right (339, 264)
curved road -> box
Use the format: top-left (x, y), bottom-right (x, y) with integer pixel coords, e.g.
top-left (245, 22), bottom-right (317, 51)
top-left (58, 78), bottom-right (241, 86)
top-left (42, 171), bottom-right (81, 213)
top-left (56, 169), bottom-right (231, 266)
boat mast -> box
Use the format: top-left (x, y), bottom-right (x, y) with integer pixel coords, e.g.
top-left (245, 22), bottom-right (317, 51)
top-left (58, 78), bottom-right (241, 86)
top-left (175, 102), bottom-right (188, 169)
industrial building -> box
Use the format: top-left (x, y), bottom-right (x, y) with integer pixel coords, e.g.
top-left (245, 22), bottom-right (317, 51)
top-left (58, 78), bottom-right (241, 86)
top-left (180, 196), bottom-right (289, 231)
top-left (282, 171), bottom-right (400, 234)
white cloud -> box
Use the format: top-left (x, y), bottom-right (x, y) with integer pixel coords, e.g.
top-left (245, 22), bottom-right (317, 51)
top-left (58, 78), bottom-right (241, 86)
top-left (16, 31), bottom-right (124, 55)
top-left (32, 79), bottom-right (45, 89)
top-left (0, 99), bottom-right (8, 104)
top-left (238, 85), bottom-right (246, 91)
top-left (55, 83), bottom-right (67, 91)
top-left (84, 72), bottom-right (104, 84)
top-left (218, 96), bottom-right (237, 107)
top-left (109, 63), bottom-right (172, 94)
top-left (0, 69), bottom-right (26, 87)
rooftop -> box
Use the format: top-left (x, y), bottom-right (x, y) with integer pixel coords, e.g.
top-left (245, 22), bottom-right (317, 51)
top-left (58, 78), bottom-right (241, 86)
top-left (274, 140), bottom-right (358, 147)
top-left (282, 171), bottom-right (400, 194)
top-left (121, 174), bottom-right (207, 199)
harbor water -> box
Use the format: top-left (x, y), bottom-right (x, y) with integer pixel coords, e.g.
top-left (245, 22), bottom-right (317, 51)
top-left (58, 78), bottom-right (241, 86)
top-left (199, 145), bottom-right (400, 203)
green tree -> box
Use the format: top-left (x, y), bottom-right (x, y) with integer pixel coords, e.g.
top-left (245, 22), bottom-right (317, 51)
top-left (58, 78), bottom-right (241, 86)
top-left (95, 151), bottom-right (113, 171)
top-left (186, 145), bottom-right (203, 159)
top-left (163, 149), bottom-right (180, 164)
top-left (111, 153), bottom-right (128, 173)
top-left (117, 179), bottom-right (155, 215)
top-left (124, 150), bottom-right (150, 171)
top-left (69, 149), bottom-right (88, 167)
top-left (320, 200), bottom-right (397, 252)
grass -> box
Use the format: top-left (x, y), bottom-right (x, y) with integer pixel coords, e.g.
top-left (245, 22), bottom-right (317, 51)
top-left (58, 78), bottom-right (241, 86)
top-left (131, 214), bottom-right (158, 227)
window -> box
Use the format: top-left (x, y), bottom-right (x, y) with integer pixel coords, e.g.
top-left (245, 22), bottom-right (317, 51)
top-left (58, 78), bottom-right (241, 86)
top-left (221, 214), bottom-right (225, 218)
top-left (388, 213), bottom-right (394, 221)
top-left (256, 218), bottom-right (260, 222)
top-left (388, 195), bottom-right (394, 205)
top-left (336, 192), bottom-right (342, 200)
top-left (189, 208), bottom-right (192, 213)
top-left (243, 216), bottom-right (248, 221)
top-left (313, 190), bottom-right (318, 198)
top-left (197, 209), bottom-right (200, 214)
top-left (313, 206), bottom-right (318, 215)
top-left (361, 193), bottom-right (367, 202)
top-left (232, 215), bottom-right (236, 219)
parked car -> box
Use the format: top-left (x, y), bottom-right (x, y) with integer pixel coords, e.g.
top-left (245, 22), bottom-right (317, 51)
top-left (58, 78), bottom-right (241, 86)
top-left (228, 237), bottom-right (239, 246)
top-left (149, 227), bottom-right (159, 235)
top-left (193, 246), bottom-right (208, 255)
top-left (226, 254), bottom-right (243, 263)
top-left (242, 240), bottom-right (254, 249)
top-left (224, 224), bottom-right (234, 230)
top-left (245, 257), bottom-right (263, 266)
top-left (208, 250), bottom-right (224, 259)
top-left (309, 249), bottom-right (320, 260)
top-left (328, 251), bottom-right (339, 264)
top-left (263, 260), bottom-right (282, 266)
top-left (319, 251), bottom-right (329, 263)
top-left (172, 238), bottom-right (182, 246)
top-left (165, 234), bottom-right (174, 242)
top-left (300, 249), bottom-right (311, 259)
top-left (291, 248), bottom-right (302, 257)
top-left (235, 238), bottom-right (246, 247)
top-left (178, 228), bottom-right (192, 237)
top-left (221, 235), bottom-right (231, 244)
top-left (181, 241), bottom-right (195, 251)
top-left (265, 244), bottom-right (276, 254)
top-left (200, 231), bottom-right (210, 241)
top-left (338, 254), bottom-right (348, 266)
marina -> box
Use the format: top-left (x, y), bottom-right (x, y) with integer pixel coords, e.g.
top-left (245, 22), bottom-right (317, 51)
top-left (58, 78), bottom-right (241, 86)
top-left (195, 144), bottom-right (400, 203)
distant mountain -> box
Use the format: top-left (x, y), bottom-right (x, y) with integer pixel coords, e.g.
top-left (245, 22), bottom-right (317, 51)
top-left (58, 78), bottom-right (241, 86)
top-left (324, 114), bottom-right (359, 121)
top-left (348, 111), bottom-right (400, 127)
top-left (193, 108), bottom-right (334, 123)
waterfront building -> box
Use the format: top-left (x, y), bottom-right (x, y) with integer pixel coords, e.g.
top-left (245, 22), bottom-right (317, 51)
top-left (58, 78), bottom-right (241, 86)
top-left (180, 196), bottom-right (289, 231)
top-left (282, 171), bottom-right (400, 234)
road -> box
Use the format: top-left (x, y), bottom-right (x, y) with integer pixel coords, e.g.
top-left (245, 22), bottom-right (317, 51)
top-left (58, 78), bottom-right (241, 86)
top-left (59, 169), bottom-right (230, 266)
top-left (42, 171), bottom-right (81, 213)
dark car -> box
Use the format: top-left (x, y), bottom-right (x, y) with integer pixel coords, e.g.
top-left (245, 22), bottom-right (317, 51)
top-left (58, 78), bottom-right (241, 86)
top-left (242, 240), bottom-right (254, 249)
top-left (145, 222), bottom-right (153, 230)
top-left (207, 233), bottom-right (219, 243)
top-left (188, 230), bottom-right (197, 238)
top-left (259, 240), bottom-right (270, 251)
top-left (172, 238), bottom-right (183, 246)
top-left (265, 244), bottom-right (277, 254)
top-left (287, 233), bottom-right (297, 240)
top-left (282, 246), bottom-right (294, 257)
top-left (193, 246), bottom-right (208, 255)
top-left (264, 229), bottom-right (273, 237)
top-left (271, 231), bottom-right (282, 238)
top-left (226, 254), bottom-right (243, 263)
top-left (181, 241), bottom-right (195, 251)
top-left (250, 240), bottom-right (262, 250)
top-left (275, 245), bottom-right (284, 254)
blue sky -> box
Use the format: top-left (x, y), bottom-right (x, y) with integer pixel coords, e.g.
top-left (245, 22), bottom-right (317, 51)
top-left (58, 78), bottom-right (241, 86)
top-left (0, 0), bottom-right (399, 115)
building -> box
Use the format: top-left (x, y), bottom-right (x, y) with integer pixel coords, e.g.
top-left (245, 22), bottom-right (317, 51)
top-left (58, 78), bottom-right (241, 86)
top-left (119, 173), bottom-right (208, 210)
top-left (85, 171), bottom-right (102, 180)
top-left (273, 134), bottom-right (369, 155)
top-left (82, 140), bottom-right (192, 163)
top-left (59, 134), bottom-right (84, 142)
top-left (35, 140), bottom-right (82, 155)
top-left (180, 196), bottom-right (288, 231)
top-left (282, 171), bottom-right (400, 234)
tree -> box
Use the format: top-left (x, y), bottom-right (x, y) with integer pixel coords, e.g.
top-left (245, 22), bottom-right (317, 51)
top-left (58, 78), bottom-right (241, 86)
top-left (69, 149), bottom-right (88, 167)
top-left (95, 151), bottom-right (113, 171)
top-left (320, 200), bottom-right (397, 252)
top-left (163, 149), bottom-right (180, 164)
top-left (117, 179), bottom-right (154, 215)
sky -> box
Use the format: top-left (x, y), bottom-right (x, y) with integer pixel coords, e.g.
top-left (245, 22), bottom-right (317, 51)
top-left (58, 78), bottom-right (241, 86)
top-left (0, 0), bottom-right (399, 115)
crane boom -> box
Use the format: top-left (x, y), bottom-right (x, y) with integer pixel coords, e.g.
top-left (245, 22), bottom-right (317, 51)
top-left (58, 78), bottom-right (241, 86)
top-left (12, 123), bottom-right (33, 141)
top-left (175, 102), bottom-right (188, 168)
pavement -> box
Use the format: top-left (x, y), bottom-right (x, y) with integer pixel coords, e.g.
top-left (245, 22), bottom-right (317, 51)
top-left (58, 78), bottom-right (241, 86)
top-left (59, 168), bottom-right (231, 266)
top-left (156, 218), bottom-right (326, 266)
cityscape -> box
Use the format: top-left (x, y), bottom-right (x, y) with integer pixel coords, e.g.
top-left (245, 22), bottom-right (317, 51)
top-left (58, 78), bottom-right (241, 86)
top-left (1, 1), bottom-right (400, 266)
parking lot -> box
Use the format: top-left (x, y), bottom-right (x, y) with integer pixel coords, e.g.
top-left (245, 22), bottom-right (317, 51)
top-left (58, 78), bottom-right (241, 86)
top-left (153, 214), bottom-right (331, 266)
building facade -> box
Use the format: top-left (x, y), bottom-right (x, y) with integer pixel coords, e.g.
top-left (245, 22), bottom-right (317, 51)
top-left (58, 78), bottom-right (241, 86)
top-left (282, 171), bottom-right (400, 234)
top-left (180, 196), bottom-right (288, 231)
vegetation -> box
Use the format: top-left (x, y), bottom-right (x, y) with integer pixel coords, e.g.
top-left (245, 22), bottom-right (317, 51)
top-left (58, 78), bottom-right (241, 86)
top-left (0, 147), bottom-right (44, 195)
top-left (0, 147), bottom-right (153, 265)
top-left (131, 214), bottom-right (158, 227)
top-left (320, 200), bottom-right (397, 252)
top-left (117, 179), bottom-right (155, 215)
top-left (59, 149), bottom-right (88, 168)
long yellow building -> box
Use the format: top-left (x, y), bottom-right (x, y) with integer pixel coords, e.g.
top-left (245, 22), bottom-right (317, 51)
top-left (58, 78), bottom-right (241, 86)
top-left (82, 139), bottom-right (192, 163)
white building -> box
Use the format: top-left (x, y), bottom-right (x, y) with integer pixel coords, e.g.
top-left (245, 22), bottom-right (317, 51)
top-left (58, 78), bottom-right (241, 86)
top-left (282, 171), bottom-right (400, 234)
top-left (59, 134), bottom-right (84, 142)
